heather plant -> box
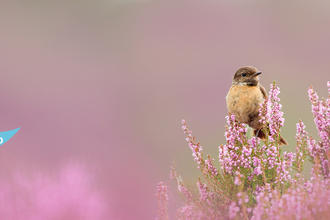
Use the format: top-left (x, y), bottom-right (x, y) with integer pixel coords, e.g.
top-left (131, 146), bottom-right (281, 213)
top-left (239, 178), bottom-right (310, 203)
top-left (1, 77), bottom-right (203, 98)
top-left (156, 81), bottom-right (330, 220)
top-left (0, 163), bottom-right (107, 220)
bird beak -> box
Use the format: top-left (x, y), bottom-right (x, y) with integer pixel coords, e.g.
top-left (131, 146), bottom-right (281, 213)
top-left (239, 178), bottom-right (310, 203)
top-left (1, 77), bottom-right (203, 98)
top-left (253, 71), bottom-right (262, 77)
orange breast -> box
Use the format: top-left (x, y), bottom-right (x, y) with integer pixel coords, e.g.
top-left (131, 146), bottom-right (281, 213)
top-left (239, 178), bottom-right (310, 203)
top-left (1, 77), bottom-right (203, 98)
top-left (226, 85), bottom-right (264, 128)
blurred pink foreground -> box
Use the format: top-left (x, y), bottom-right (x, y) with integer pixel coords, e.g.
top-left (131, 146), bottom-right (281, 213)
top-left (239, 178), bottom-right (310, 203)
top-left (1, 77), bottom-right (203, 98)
top-left (0, 164), bottom-right (107, 220)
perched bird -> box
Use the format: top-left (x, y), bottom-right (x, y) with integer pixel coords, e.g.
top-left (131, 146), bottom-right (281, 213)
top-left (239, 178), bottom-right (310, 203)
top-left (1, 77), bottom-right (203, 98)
top-left (226, 66), bottom-right (288, 145)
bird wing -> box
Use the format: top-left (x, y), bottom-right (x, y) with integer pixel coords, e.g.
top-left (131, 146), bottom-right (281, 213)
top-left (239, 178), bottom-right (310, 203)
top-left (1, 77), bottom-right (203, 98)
top-left (258, 84), bottom-right (267, 99)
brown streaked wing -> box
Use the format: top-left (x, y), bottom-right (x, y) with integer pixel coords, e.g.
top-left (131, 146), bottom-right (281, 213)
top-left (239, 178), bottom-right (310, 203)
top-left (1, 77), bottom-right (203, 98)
top-left (258, 84), bottom-right (267, 99)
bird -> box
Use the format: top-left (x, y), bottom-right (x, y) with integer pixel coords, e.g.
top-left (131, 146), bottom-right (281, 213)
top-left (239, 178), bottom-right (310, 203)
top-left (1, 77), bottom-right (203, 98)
top-left (226, 66), bottom-right (288, 145)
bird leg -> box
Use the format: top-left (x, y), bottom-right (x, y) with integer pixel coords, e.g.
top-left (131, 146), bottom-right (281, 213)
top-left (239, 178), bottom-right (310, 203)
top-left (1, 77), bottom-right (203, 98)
top-left (255, 129), bottom-right (260, 138)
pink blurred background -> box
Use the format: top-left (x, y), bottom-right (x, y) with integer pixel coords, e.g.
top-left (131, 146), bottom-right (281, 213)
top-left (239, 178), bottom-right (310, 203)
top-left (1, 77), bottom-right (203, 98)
top-left (0, 0), bottom-right (330, 219)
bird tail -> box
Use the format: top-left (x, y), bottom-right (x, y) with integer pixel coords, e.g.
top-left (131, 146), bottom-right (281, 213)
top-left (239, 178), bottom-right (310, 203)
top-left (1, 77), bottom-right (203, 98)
top-left (253, 129), bottom-right (288, 146)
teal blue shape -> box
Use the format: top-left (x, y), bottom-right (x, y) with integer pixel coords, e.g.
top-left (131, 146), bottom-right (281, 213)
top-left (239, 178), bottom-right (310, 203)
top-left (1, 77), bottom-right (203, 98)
top-left (0, 127), bottom-right (20, 146)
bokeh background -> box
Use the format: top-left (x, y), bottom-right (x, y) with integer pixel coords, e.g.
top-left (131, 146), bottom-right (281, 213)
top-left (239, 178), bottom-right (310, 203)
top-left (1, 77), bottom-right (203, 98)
top-left (1, 0), bottom-right (330, 219)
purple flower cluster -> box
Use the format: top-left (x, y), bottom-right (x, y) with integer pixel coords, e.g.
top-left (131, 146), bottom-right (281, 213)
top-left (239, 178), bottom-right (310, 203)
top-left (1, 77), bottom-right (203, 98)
top-left (205, 156), bottom-right (218, 176)
top-left (182, 120), bottom-right (219, 178)
top-left (219, 82), bottom-right (291, 186)
top-left (176, 180), bottom-right (222, 219)
top-left (197, 181), bottom-right (215, 205)
top-left (264, 83), bottom-right (285, 137)
top-left (294, 121), bottom-right (308, 173)
top-left (275, 151), bottom-right (294, 184)
top-left (251, 181), bottom-right (330, 220)
top-left (178, 183), bottom-right (193, 203)
top-left (228, 202), bottom-right (240, 219)
top-left (259, 83), bottom-right (295, 185)
top-left (155, 182), bottom-right (170, 220)
top-left (234, 171), bottom-right (244, 186)
top-left (308, 84), bottom-right (330, 151)
top-left (307, 82), bottom-right (330, 177)
top-left (219, 114), bottom-right (252, 174)
top-left (258, 83), bottom-right (285, 147)
top-left (157, 81), bottom-right (330, 220)
top-left (181, 119), bottom-right (203, 168)
top-left (0, 164), bottom-right (107, 220)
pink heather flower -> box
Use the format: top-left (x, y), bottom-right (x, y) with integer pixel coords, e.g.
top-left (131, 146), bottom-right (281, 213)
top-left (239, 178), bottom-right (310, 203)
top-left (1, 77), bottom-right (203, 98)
top-left (228, 202), bottom-right (240, 219)
top-left (275, 151), bottom-right (295, 184)
top-left (259, 82), bottom-right (285, 144)
top-left (295, 120), bottom-right (308, 172)
top-left (177, 204), bottom-right (194, 219)
top-left (251, 181), bottom-right (330, 220)
top-left (156, 182), bottom-right (170, 220)
top-left (322, 160), bottom-right (329, 178)
top-left (307, 137), bottom-right (318, 158)
top-left (245, 195), bottom-right (249, 203)
top-left (268, 87), bottom-right (285, 134)
top-left (205, 158), bottom-right (218, 176)
top-left (255, 185), bottom-right (265, 196)
top-left (169, 162), bottom-right (178, 180)
top-left (197, 182), bottom-right (208, 201)
top-left (197, 181), bottom-right (215, 206)
top-left (0, 164), bottom-right (107, 220)
top-left (234, 171), bottom-right (244, 186)
top-left (308, 85), bottom-right (330, 152)
top-left (169, 82), bottom-right (330, 220)
top-left (181, 120), bottom-right (203, 168)
top-left (254, 166), bottom-right (262, 176)
top-left (219, 114), bottom-right (251, 174)
top-left (178, 183), bottom-right (193, 202)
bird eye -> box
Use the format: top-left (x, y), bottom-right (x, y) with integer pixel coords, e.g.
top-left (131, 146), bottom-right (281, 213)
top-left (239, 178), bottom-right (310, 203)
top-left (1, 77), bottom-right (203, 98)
top-left (242, 73), bottom-right (246, 77)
